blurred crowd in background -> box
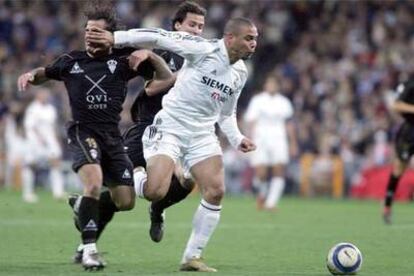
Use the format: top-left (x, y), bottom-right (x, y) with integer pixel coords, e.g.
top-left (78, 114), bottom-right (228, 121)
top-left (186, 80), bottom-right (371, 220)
top-left (1, 0), bottom-right (414, 198)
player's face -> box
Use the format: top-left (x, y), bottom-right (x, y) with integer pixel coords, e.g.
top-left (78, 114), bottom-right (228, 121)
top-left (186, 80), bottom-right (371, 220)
top-left (36, 89), bottom-right (50, 104)
top-left (230, 25), bottom-right (258, 60)
top-left (264, 77), bottom-right (279, 94)
top-left (175, 12), bottom-right (205, 36)
top-left (85, 20), bottom-right (110, 56)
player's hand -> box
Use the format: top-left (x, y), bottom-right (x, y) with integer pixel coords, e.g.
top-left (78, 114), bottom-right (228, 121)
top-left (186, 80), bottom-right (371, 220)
top-left (128, 50), bottom-right (151, 71)
top-left (85, 26), bottom-right (114, 50)
top-left (17, 72), bottom-right (34, 92)
top-left (238, 137), bottom-right (256, 153)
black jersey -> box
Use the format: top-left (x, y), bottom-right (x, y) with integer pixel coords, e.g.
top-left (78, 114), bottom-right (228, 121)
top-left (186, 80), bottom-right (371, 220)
top-left (130, 50), bottom-right (184, 123)
top-left (396, 80), bottom-right (414, 124)
top-left (45, 49), bottom-right (153, 127)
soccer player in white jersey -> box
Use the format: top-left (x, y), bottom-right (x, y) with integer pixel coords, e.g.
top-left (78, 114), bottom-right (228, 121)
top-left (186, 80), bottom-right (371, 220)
top-left (87, 17), bottom-right (258, 272)
top-left (245, 75), bottom-right (297, 211)
top-left (23, 87), bottom-right (65, 202)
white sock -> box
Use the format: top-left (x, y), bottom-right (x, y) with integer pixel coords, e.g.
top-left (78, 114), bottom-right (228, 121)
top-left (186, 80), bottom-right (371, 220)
top-left (181, 199), bottom-right (221, 263)
top-left (253, 177), bottom-right (268, 199)
top-left (264, 177), bottom-right (285, 209)
top-left (50, 168), bottom-right (65, 198)
top-left (133, 169), bottom-right (147, 198)
top-left (22, 167), bottom-right (35, 197)
top-left (83, 243), bottom-right (98, 255)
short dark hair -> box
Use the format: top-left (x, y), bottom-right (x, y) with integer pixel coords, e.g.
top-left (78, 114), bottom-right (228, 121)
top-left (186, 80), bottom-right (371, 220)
top-left (224, 17), bottom-right (255, 35)
top-left (84, 1), bottom-right (118, 32)
top-left (172, 1), bottom-right (206, 31)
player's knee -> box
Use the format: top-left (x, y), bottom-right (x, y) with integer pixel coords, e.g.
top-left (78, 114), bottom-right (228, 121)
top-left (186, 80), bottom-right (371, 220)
top-left (84, 183), bottom-right (101, 198)
top-left (145, 187), bottom-right (166, 201)
top-left (145, 176), bottom-right (170, 201)
top-left (115, 197), bottom-right (135, 211)
top-left (203, 185), bottom-right (225, 204)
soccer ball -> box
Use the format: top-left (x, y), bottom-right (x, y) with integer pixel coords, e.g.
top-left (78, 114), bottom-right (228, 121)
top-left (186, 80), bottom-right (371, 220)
top-left (326, 242), bottom-right (363, 275)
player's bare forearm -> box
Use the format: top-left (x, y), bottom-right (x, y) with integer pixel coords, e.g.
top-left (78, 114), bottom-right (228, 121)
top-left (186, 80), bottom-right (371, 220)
top-left (148, 52), bottom-right (173, 80)
top-left (393, 101), bottom-right (414, 114)
top-left (17, 67), bottom-right (49, 91)
top-left (29, 67), bottom-right (48, 85)
top-left (145, 73), bottom-right (177, 97)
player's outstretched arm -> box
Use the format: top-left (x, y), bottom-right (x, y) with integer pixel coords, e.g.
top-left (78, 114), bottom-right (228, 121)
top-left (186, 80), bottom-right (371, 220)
top-left (392, 100), bottom-right (414, 114)
top-left (86, 27), bottom-right (213, 61)
top-left (17, 67), bottom-right (49, 91)
top-left (145, 73), bottom-right (177, 97)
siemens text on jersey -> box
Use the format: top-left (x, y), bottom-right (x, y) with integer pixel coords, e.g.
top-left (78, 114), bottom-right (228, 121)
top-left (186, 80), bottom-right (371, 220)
top-left (201, 76), bottom-right (235, 96)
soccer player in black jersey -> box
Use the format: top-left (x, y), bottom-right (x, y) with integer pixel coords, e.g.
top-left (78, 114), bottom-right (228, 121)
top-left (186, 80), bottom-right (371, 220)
top-left (383, 79), bottom-right (414, 224)
top-left (17, 4), bottom-right (172, 270)
top-left (123, 1), bottom-right (206, 243)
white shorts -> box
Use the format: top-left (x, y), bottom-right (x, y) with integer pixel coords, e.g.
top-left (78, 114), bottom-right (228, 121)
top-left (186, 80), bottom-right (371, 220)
top-left (249, 137), bottom-right (289, 166)
top-left (26, 139), bottom-right (62, 164)
top-left (142, 111), bottom-right (222, 173)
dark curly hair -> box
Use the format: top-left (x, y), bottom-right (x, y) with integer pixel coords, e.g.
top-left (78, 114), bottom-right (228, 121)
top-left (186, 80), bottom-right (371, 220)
top-left (172, 1), bottom-right (206, 31)
top-left (84, 0), bottom-right (118, 32)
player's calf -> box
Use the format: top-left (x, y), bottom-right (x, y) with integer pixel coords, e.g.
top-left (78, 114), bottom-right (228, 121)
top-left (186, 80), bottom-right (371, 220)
top-left (148, 175), bottom-right (193, 242)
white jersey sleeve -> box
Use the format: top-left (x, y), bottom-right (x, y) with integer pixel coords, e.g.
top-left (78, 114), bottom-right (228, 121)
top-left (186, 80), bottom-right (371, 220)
top-left (217, 70), bottom-right (247, 148)
top-left (114, 28), bottom-right (217, 63)
top-left (218, 112), bottom-right (244, 149)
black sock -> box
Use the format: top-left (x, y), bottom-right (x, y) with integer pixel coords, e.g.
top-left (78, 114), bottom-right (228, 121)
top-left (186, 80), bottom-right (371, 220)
top-left (384, 174), bottom-right (400, 208)
top-left (78, 196), bottom-right (99, 244)
top-left (151, 175), bottom-right (192, 214)
top-left (96, 190), bottom-right (119, 240)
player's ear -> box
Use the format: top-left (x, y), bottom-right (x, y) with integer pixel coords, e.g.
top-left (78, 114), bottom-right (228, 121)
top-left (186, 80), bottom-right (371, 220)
top-left (174, 21), bottom-right (181, 31)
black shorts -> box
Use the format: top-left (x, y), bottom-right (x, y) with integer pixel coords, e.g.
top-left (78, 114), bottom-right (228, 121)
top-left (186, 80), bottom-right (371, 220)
top-left (67, 122), bottom-right (134, 187)
top-left (395, 122), bottom-right (414, 162)
top-left (123, 121), bottom-right (151, 168)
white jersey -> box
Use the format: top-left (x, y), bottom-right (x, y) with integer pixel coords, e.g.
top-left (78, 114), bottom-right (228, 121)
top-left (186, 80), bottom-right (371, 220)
top-left (24, 100), bottom-right (61, 161)
top-left (245, 92), bottom-right (293, 141)
top-left (245, 92), bottom-right (293, 165)
top-left (24, 101), bottom-right (58, 145)
top-left (114, 29), bottom-right (247, 148)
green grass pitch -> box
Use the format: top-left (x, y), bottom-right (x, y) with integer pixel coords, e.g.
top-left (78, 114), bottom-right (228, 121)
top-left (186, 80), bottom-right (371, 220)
top-left (0, 190), bottom-right (413, 275)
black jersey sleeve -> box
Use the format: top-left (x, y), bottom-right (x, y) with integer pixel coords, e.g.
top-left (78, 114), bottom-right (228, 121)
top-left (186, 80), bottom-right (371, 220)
top-left (44, 53), bottom-right (73, 81)
top-left (124, 59), bottom-right (155, 81)
top-left (397, 81), bottom-right (414, 103)
top-left (134, 60), bottom-right (154, 80)
top-left (118, 51), bottom-right (155, 81)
